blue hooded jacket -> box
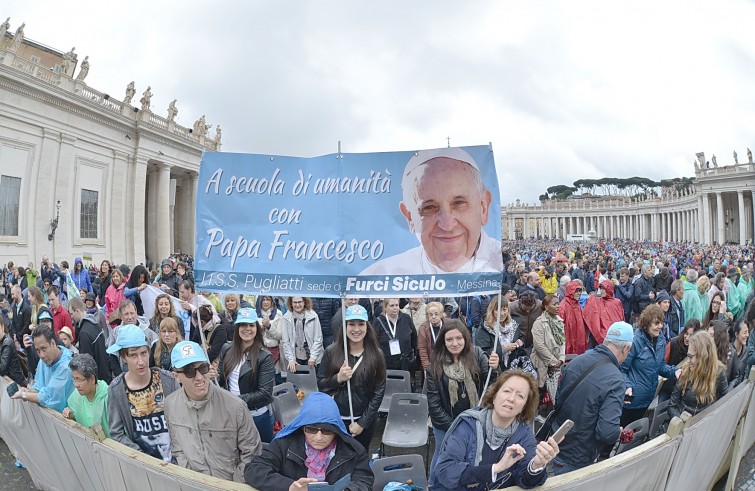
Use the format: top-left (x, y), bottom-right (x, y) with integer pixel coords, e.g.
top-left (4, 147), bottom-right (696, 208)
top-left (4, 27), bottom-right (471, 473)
top-left (275, 392), bottom-right (349, 440)
top-left (71, 257), bottom-right (92, 292)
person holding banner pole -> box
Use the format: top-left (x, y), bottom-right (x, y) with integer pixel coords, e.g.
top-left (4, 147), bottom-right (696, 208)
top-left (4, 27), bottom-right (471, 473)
top-left (216, 308), bottom-right (276, 442)
top-left (317, 304), bottom-right (385, 452)
top-left (425, 320), bottom-right (499, 475)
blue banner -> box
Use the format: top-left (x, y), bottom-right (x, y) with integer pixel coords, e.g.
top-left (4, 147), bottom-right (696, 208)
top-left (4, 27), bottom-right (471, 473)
top-left (194, 146), bottom-right (502, 297)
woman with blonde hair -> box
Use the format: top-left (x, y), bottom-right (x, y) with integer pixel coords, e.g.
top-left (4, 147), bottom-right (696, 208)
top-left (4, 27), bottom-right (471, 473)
top-left (150, 317), bottom-right (183, 370)
top-left (475, 295), bottom-right (522, 367)
top-left (668, 331), bottom-right (728, 419)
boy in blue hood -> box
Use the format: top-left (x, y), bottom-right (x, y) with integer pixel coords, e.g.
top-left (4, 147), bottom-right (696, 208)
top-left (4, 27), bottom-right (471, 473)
top-left (245, 392), bottom-right (373, 491)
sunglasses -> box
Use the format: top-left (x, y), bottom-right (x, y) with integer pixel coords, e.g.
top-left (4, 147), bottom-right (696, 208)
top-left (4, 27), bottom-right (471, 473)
top-left (175, 362), bottom-right (210, 378)
top-left (303, 426), bottom-right (334, 436)
top-left (574, 288), bottom-right (583, 293)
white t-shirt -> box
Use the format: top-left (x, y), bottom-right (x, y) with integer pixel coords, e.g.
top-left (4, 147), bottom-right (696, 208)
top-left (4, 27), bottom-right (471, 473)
top-left (228, 355), bottom-right (268, 417)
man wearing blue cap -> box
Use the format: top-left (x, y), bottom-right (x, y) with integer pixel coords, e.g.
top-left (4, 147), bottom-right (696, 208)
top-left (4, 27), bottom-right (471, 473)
top-left (164, 340), bottom-right (260, 482)
top-left (107, 324), bottom-right (179, 462)
top-left (549, 321), bottom-right (634, 475)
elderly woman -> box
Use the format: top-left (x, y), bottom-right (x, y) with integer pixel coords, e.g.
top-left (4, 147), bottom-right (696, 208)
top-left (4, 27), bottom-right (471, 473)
top-left (418, 301), bottom-right (445, 373)
top-left (696, 276), bottom-right (712, 316)
top-left (63, 353), bottom-right (110, 436)
top-left (668, 331), bottom-right (728, 419)
top-left (244, 392), bottom-right (373, 491)
top-left (620, 304), bottom-right (679, 426)
top-left (431, 370), bottom-right (560, 490)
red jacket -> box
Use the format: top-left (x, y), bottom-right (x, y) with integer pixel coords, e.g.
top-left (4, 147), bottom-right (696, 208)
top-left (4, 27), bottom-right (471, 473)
top-left (583, 281), bottom-right (625, 345)
top-left (51, 305), bottom-right (74, 341)
top-left (559, 281), bottom-right (588, 355)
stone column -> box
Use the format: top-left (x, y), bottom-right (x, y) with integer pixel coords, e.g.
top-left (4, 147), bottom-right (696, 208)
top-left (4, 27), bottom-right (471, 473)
top-left (132, 157), bottom-right (148, 264)
top-left (738, 191), bottom-right (746, 245)
top-left (508, 214), bottom-right (515, 240)
top-left (701, 194), bottom-right (710, 244)
top-left (110, 151), bottom-right (129, 264)
top-left (716, 193), bottom-right (725, 244)
top-left (155, 164), bottom-right (172, 261)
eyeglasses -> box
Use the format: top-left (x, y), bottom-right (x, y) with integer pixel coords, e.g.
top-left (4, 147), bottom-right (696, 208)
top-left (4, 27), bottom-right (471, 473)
top-left (292, 301), bottom-right (304, 305)
top-left (175, 363), bottom-right (210, 378)
top-left (711, 301), bottom-right (721, 306)
top-left (303, 426), bottom-right (334, 436)
top-left (574, 288), bottom-right (583, 293)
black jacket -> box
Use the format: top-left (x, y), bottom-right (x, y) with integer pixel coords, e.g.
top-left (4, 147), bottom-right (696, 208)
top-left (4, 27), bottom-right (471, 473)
top-left (668, 368), bottom-right (728, 419)
top-left (0, 333), bottom-right (26, 386)
top-left (425, 346), bottom-right (496, 431)
top-left (217, 343), bottom-right (275, 411)
top-left (551, 345), bottom-right (625, 468)
top-left (633, 275), bottom-right (655, 313)
top-left (653, 272), bottom-right (673, 295)
top-left (509, 300), bottom-right (543, 350)
top-left (76, 313), bottom-right (112, 384)
top-left (317, 345), bottom-right (386, 431)
top-left (244, 430), bottom-right (373, 491)
top-left (157, 271), bottom-right (180, 297)
top-left (374, 313), bottom-right (417, 371)
top-left (312, 298), bottom-right (341, 337)
top-left (11, 300), bottom-right (31, 343)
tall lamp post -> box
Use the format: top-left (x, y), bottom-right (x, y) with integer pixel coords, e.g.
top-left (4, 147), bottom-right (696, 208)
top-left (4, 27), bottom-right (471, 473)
top-left (48, 200), bottom-right (61, 241)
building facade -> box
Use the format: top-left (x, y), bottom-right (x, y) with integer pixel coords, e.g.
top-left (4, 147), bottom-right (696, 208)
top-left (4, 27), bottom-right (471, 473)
top-left (0, 23), bottom-right (219, 268)
top-left (503, 158), bottom-right (755, 245)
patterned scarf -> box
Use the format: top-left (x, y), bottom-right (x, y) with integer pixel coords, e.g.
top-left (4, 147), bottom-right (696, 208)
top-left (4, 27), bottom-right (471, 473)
top-left (544, 312), bottom-right (565, 346)
top-left (485, 409), bottom-right (519, 450)
top-left (442, 359), bottom-right (479, 409)
top-left (305, 439), bottom-right (337, 481)
top-left (293, 312), bottom-right (306, 348)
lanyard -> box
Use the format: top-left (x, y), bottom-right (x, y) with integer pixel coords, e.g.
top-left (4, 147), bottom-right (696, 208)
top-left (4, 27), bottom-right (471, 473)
top-left (383, 316), bottom-right (397, 339)
top-left (430, 321), bottom-right (443, 344)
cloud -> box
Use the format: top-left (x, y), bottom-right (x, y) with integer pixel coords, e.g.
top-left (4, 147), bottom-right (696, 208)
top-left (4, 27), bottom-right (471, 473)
top-left (5, 0), bottom-right (755, 204)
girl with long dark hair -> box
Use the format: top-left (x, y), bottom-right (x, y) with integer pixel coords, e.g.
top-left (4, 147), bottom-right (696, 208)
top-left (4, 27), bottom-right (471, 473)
top-left (317, 305), bottom-right (386, 451)
top-left (425, 319), bottom-right (499, 474)
top-left (217, 307), bottom-right (275, 442)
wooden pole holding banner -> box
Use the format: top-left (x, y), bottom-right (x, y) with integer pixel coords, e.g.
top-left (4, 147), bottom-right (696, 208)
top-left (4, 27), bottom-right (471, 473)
top-left (480, 293), bottom-right (502, 397)
top-left (341, 294), bottom-right (355, 424)
top-left (194, 303), bottom-right (217, 384)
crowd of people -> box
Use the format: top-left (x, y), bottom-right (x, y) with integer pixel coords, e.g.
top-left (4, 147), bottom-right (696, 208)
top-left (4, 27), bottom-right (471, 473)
top-left (0, 240), bottom-right (754, 489)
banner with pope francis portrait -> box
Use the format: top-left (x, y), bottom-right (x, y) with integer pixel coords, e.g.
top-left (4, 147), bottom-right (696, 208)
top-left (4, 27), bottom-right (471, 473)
top-left (194, 145), bottom-right (502, 298)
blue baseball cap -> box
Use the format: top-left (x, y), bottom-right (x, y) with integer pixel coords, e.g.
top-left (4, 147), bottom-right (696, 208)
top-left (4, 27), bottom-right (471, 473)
top-left (106, 324), bottom-right (149, 354)
top-left (344, 304), bottom-right (368, 321)
top-left (605, 321), bottom-right (634, 343)
top-left (171, 341), bottom-right (208, 369)
top-left (37, 311), bottom-right (53, 321)
top-left (235, 307), bottom-right (258, 324)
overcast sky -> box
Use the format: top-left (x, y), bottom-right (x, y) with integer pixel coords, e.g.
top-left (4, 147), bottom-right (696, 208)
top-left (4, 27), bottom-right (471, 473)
top-left (6, 1), bottom-right (755, 204)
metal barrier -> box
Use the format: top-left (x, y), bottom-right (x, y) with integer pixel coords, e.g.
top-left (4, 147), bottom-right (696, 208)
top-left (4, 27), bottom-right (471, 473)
top-left (0, 371), bottom-right (752, 491)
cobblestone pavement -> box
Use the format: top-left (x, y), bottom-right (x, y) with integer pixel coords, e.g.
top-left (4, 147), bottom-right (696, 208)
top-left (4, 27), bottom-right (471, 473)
top-left (731, 444), bottom-right (755, 491)
top-left (0, 439), bottom-right (35, 491)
